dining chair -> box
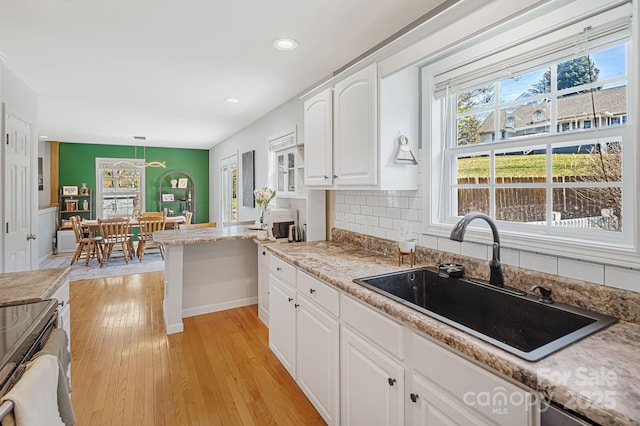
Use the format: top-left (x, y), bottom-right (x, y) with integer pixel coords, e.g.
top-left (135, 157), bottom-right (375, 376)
top-left (179, 222), bottom-right (217, 229)
top-left (70, 216), bottom-right (102, 266)
top-left (98, 217), bottom-right (134, 266)
top-left (137, 217), bottom-right (166, 262)
top-left (141, 211), bottom-right (164, 219)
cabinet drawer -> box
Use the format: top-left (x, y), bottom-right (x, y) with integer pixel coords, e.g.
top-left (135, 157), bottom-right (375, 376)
top-left (297, 270), bottom-right (340, 317)
top-left (270, 255), bottom-right (296, 286)
top-left (412, 332), bottom-right (535, 425)
top-left (341, 294), bottom-right (404, 360)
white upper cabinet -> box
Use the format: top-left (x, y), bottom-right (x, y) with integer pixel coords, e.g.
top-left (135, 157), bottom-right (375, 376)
top-left (304, 88), bottom-right (333, 187)
top-left (333, 64), bottom-right (378, 187)
top-left (269, 129), bottom-right (304, 198)
top-left (303, 63), bottom-right (419, 190)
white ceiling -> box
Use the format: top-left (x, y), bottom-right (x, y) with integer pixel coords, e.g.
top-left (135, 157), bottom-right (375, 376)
top-left (0, 0), bottom-right (445, 150)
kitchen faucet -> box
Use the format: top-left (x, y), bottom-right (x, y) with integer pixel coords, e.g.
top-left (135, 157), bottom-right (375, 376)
top-left (449, 212), bottom-right (505, 287)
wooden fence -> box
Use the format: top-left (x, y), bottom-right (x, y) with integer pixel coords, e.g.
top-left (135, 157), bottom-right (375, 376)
top-left (456, 176), bottom-right (620, 230)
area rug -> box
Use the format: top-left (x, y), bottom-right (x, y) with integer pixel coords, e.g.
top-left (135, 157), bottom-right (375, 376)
top-left (39, 251), bottom-right (165, 281)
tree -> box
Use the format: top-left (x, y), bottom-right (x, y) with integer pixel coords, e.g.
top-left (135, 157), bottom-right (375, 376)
top-left (457, 86), bottom-right (494, 145)
top-left (529, 55), bottom-right (600, 95)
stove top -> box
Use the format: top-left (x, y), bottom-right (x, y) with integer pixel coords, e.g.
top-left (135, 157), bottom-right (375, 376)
top-left (0, 299), bottom-right (58, 393)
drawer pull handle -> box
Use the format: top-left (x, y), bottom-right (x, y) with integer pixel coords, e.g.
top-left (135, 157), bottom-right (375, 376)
top-left (309, 288), bottom-right (316, 294)
top-left (276, 267), bottom-right (282, 271)
top-left (387, 378), bottom-right (396, 386)
top-left (288, 297), bottom-right (293, 302)
top-left (410, 393), bottom-right (419, 403)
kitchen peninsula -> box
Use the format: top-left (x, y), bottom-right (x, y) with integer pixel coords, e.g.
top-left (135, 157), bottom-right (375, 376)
top-left (153, 225), bottom-right (258, 334)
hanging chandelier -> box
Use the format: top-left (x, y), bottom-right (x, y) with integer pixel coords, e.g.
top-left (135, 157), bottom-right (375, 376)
top-left (113, 136), bottom-right (166, 168)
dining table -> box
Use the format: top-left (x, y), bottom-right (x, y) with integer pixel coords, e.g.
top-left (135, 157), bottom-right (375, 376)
top-left (80, 215), bottom-right (187, 233)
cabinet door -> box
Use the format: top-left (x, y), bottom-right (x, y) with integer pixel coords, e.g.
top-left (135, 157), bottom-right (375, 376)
top-left (268, 275), bottom-right (296, 377)
top-left (333, 63), bottom-right (378, 187)
top-left (296, 295), bottom-right (340, 426)
top-left (409, 371), bottom-right (489, 426)
top-left (276, 152), bottom-right (286, 194)
top-left (304, 88), bottom-right (333, 187)
top-left (257, 245), bottom-right (270, 326)
top-left (341, 327), bottom-right (404, 426)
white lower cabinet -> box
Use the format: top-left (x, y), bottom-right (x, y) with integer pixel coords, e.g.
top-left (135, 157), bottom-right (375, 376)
top-left (267, 256), bottom-right (540, 426)
top-left (341, 327), bottom-right (404, 426)
top-left (407, 332), bottom-right (538, 426)
top-left (296, 294), bottom-right (340, 425)
top-left (410, 371), bottom-right (489, 426)
top-left (268, 275), bottom-right (296, 377)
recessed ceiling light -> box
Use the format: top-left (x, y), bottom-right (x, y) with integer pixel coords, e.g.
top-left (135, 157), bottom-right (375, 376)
top-left (226, 98), bottom-right (240, 103)
top-left (39, 135), bottom-right (48, 139)
top-left (273, 38), bottom-right (298, 51)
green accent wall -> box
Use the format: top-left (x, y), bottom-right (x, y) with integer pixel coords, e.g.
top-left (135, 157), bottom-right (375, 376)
top-left (59, 143), bottom-right (209, 222)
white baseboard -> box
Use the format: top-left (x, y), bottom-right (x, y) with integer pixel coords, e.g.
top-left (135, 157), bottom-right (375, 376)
top-left (182, 297), bottom-right (258, 318)
top-left (39, 251), bottom-right (54, 264)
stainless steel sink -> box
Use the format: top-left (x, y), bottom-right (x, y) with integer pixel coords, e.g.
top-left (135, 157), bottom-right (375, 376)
top-left (353, 268), bottom-right (617, 361)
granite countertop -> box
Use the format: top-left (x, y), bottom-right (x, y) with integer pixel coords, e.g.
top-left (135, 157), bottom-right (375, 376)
top-left (264, 240), bottom-right (640, 425)
top-left (0, 267), bottom-right (71, 306)
top-left (152, 224), bottom-right (258, 245)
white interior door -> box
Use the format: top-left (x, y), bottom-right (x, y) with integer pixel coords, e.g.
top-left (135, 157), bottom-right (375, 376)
top-left (4, 108), bottom-right (33, 272)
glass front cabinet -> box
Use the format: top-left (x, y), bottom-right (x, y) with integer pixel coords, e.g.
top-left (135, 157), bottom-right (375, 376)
top-left (270, 129), bottom-right (304, 198)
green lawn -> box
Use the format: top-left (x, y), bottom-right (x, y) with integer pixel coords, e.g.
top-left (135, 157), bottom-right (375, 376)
top-left (457, 154), bottom-right (601, 178)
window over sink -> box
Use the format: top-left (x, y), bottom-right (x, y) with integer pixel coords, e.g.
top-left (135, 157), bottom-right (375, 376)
top-left (422, 0), bottom-right (637, 266)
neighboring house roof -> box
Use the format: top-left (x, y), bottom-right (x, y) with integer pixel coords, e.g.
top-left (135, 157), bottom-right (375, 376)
top-left (477, 86), bottom-right (627, 134)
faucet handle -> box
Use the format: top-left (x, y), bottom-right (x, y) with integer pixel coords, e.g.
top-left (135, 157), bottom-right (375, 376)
top-left (530, 285), bottom-right (554, 304)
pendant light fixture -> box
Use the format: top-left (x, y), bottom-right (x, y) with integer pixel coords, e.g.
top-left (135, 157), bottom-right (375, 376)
top-left (113, 136), bottom-right (166, 168)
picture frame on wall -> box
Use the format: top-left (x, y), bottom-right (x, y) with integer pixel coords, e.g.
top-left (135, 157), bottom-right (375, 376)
top-left (162, 193), bottom-right (175, 202)
top-left (177, 178), bottom-right (189, 189)
top-left (62, 185), bottom-right (79, 196)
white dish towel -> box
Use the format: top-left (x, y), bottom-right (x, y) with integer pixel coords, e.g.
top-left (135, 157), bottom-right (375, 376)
top-left (1, 354), bottom-right (64, 426)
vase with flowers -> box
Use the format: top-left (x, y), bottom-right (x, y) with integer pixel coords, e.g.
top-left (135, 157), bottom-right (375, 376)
top-left (254, 187), bottom-right (276, 227)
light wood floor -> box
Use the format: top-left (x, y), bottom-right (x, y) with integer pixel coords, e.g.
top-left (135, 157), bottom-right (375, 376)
top-left (70, 271), bottom-right (325, 425)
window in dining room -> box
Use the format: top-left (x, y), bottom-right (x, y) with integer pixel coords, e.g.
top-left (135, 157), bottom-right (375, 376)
top-left (95, 158), bottom-right (145, 218)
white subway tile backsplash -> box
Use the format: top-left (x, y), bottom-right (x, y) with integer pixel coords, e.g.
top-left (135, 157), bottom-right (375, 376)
top-left (401, 208), bottom-right (418, 222)
top-left (500, 247), bottom-right (520, 267)
top-left (379, 217), bottom-right (394, 229)
top-left (360, 205), bottom-right (373, 216)
top-left (373, 206), bottom-right (386, 217)
top-left (519, 252), bottom-right (558, 275)
top-left (396, 197), bottom-right (409, 209)
top-left (386, 229), bottom-right (400, 241)
top-left (604, 266), bottom-right (640, 292)
top-left (354, 215), bottom-right (367, 225)
top-left (419, 234), bottom-right (438, 249)
top-left (437, 237), bottom-right (461, 254)
top-left (334, 189), bottom-right (635, 291)
top-left (460, 241), bottom-right (488, 260)
top-left (386, 208), bottom-right (402, 219)
top-left (558, 258), bottom-right (604, 285)
top-left (371, 227), bottom-right (386, 238)
top-left (365, 216), bottom-right (379, 227)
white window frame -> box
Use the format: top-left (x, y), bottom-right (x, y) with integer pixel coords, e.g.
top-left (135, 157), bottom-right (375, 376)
top-left (95, 157), bottom-right (145, 219)
top-left (421, 0), bottom-right (639, 268)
